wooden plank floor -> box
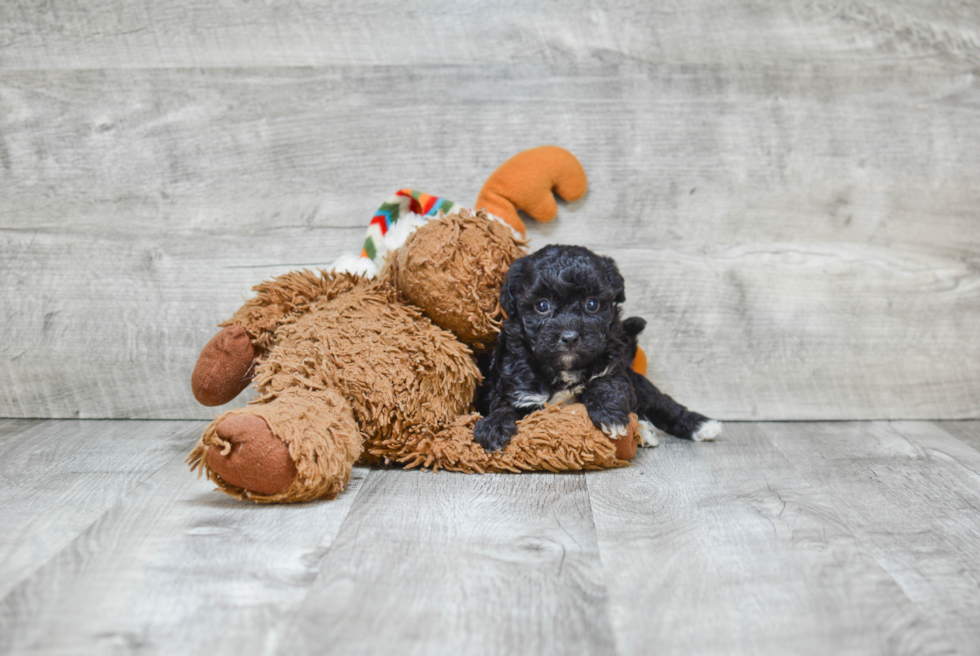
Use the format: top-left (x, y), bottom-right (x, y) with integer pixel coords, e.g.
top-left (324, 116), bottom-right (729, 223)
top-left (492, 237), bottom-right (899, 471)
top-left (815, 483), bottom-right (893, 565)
top-left (1, 420), bottom-right (979, 655)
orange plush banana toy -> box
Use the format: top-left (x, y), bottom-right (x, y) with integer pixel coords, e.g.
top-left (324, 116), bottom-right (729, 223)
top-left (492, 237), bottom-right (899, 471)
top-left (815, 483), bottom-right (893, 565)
top-left (475, 145), bottom-right (589, 237)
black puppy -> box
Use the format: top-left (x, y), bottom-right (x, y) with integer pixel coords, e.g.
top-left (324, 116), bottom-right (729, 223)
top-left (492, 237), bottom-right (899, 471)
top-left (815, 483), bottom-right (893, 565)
top-left (473, 244), bottom-right (721, 451)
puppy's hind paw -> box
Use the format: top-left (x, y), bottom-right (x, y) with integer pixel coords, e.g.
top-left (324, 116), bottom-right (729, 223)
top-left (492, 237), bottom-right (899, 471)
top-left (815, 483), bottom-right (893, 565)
top-left (692, 419), bottom-right (722, 442)
top-left (637, 419), bottom-right (660, 448)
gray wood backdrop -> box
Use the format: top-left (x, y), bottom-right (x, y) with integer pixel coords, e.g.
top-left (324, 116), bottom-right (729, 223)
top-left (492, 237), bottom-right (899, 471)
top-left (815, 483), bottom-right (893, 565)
top-left (1, 1), bottom-right (978, 421)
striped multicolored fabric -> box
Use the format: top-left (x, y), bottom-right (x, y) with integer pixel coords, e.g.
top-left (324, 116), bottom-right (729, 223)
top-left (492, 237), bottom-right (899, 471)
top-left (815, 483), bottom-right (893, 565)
top-left (361, 189), bottom-right (459, 267)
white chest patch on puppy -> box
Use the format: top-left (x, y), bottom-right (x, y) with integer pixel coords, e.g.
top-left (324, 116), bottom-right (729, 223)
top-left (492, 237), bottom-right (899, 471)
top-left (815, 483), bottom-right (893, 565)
top-left (547, 385), bottom-right (584, 407)
top-left (511, 391), bottom-right (549, 409)
top-left (548, 370), bottom-right (584, 406)
top-left (588, 366), bottom-right (613, 382)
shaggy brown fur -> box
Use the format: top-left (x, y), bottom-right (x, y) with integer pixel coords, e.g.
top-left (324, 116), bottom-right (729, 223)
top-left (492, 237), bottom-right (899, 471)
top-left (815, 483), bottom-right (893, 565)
top-left (188, 387), bottom-right (362, 502)
top-left (369, 405), bottom-right (637, 474)
top-left (256, 281), bottom-right (481, 439)
top-left (387, 208), bottom-right (526, 351)
top-left (221, 269), bottom-right (367, 355)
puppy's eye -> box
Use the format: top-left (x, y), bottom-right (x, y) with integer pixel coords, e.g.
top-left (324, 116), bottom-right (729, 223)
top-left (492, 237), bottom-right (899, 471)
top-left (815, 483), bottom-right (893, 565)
top-left (535, 300), bottom-right (552, 314)
top-left (585, 298), bottom-right (600, 313)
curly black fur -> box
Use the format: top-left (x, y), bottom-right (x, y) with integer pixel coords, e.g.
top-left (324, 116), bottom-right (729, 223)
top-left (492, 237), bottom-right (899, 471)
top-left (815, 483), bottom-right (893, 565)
top-left (474, 244), bottom-right (714, 451)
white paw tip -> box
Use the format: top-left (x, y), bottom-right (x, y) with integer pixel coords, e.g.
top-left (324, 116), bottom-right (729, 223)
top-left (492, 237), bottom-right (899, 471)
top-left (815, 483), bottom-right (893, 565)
top-left (637, 419), bottom-right (660, 448)
top-left (601, 423), bottom-right (628, 439)
top-left (693, 420), bottom-right (722, 442)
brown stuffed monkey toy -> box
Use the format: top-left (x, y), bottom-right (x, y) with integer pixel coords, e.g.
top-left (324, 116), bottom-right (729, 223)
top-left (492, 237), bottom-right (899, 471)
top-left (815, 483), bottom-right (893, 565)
top-left (188, 147), bottom-right (643, 503)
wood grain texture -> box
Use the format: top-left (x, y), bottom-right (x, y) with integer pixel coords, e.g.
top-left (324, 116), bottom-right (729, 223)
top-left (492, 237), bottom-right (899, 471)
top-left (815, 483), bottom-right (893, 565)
top-left (933, 420), bottom-right (980, 452)
top-left (0, 419), bottom-right (43, 449)
top-left (2, 1), bottom-right (979, 70)
top-left (0, 420), bottom-right (198, 600)
top-left (586, 422), bottom-right (956, 656)
top-left (759, 421), bottom-right (980, 656)
top-left (2, 1), bottom-right (979, 420)
top-left (275, 469), bottom-right (616, 656)
top-left (0, 428), bottom-right (369, 655)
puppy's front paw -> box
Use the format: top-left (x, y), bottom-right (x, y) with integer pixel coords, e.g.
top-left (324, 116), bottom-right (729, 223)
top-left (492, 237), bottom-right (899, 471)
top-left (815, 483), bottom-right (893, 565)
top-left (474, 411), bottom-right (518, 452)
top-left (585, 403), bottom-right (632, 440)
top-left (692, 419), bottom-right (722, 442)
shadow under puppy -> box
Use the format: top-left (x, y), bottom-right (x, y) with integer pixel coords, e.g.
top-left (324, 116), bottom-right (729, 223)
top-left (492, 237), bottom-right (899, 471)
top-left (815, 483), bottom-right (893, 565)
top-left (474, 244), bottom-right (721, 451)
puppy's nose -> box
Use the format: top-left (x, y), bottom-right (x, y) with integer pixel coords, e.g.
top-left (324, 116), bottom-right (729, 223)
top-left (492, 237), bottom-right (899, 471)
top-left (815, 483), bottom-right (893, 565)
top-left (560, 330), bottom-right (580, 345)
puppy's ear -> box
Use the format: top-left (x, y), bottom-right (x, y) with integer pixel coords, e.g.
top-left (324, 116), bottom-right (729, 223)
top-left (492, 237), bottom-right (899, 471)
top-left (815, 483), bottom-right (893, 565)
top-left (603, 257), bottom-right (626, 303)
top-left (501, 257), bottom-right (527, 318)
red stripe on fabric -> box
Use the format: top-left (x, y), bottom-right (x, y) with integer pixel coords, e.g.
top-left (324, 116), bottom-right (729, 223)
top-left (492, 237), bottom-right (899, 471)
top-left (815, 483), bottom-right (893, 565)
top-left (369, 214), bottom-right (388, 235)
